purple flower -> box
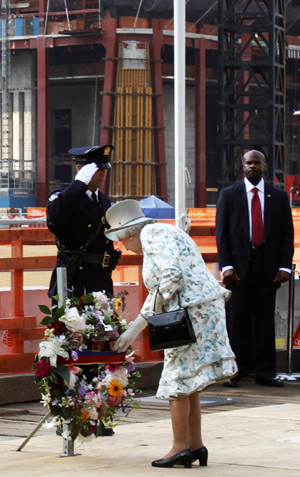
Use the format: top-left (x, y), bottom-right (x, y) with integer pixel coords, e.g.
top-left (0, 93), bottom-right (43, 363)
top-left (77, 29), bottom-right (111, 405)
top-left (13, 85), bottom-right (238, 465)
top-left (94, 310), bottom-right (104, 318)
top-left (71, 350), bottom-right (78, 361)
top-left (78, 384), bottom-right (87, 396)
top-left (126, 362), bottom-right (136, 372)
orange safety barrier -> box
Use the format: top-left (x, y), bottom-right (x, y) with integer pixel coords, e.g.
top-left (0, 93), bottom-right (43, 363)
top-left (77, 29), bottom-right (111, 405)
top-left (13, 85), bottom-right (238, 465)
top-left (0, 223), bottom-right (219, 374)
top-left (1, 210), bottom-right (300, 375)
top-left (25, 207), bottom-right (47, 218)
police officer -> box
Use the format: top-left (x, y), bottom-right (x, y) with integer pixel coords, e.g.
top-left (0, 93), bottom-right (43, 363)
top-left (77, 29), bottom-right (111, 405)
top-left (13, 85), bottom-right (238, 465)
top-left (47, 145), bottom-right (120, 300)
top-left (47, 145), bottom-right (120, 437)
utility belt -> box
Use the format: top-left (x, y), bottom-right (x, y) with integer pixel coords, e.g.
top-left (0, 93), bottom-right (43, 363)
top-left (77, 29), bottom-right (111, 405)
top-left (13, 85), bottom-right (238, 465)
top-left (58, 249), bottom-right (121, 270)
top-left (57, 249), bottom-right (121, 287)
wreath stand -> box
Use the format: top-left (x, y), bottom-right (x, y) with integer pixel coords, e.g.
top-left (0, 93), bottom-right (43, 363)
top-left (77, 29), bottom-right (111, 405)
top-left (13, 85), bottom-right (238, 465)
top-left (16, 267), bottom-right (79, 457)
top-left (277, 264), bottom-right (300, 382)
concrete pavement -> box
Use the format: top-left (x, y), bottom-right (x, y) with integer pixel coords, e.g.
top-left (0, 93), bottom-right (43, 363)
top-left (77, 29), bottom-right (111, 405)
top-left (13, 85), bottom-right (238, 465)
top-left (1, 401), bottom-right (299, 476)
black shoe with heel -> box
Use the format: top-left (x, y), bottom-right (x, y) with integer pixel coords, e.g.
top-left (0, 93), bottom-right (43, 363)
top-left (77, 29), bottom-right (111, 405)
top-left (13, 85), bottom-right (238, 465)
top-left (192, 446), bottom-right (208, 466)
top-left (151, 449), bottom-right (192, 468)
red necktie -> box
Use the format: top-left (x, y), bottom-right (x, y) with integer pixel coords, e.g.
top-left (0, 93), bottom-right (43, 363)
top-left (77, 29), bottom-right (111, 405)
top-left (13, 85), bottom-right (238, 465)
top-left (251, 187), bottom-right (264, 246)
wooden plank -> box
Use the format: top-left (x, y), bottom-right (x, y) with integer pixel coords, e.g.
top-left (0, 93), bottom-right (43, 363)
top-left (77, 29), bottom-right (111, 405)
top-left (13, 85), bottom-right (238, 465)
top-left (0, 228), bottom-right (54, 244)
top-left (17, 328), bottom-right (46, 340)
top-left (0, 353), bottom-right (36, 373)
top-left (190, 225), bottom-right (216, 236)
top-left (0, 317), bottom-right (37, 331)
top-left (202, 252), bottom-right (219, 263)
top-left (0, 256), bottom-right (56, 271)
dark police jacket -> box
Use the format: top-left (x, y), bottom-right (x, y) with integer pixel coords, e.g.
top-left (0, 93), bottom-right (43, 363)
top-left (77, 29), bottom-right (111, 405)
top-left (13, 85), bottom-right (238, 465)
top-left (47, 179), bottom-right (115, 299)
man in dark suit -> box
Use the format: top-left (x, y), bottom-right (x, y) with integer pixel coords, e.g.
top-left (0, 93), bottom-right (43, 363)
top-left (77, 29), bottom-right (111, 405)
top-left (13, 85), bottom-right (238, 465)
top-left (216, 150), bottom-right (294, 387)
top-left (47, 145), bottom-right (120, 299)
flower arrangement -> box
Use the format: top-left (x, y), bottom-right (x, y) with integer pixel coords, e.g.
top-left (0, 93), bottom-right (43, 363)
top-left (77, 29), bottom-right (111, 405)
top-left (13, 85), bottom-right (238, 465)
top-left (34, 291), bottom-right (141, 441)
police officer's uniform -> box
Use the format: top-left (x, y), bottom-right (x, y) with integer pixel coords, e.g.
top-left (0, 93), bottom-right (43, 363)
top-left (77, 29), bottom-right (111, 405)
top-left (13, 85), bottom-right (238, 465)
top-left (47, 145), bottom-right (118, 299)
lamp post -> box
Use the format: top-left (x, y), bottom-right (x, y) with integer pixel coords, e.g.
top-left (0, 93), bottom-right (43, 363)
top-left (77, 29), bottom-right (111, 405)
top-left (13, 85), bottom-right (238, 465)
top-left (174, 1), bottom-right (186, 230)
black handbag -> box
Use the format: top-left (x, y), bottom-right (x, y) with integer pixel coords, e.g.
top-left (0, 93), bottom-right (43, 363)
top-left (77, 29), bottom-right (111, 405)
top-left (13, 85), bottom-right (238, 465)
top-left (148, 291), bottom-right (196, 351)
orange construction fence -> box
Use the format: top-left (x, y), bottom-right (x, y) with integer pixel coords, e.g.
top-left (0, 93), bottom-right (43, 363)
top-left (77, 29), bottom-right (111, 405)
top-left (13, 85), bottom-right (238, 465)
top-left (1, 209), bottom-right (300, 376)
top-left (0, 222), bottom-right (219, 375)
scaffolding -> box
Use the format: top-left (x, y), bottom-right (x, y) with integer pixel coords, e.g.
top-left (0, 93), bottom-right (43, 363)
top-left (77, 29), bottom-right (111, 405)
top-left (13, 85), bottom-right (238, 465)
top-left (1, 0), bottom-right (11, 187)
top-left (0, 1), bottom-right (35, 205)
top-left (44, 0), bottom-right (102, 35)
top-left (110, 41), bottom-right (155, 200)
top-left (217, 0), bottom-right (286, 187)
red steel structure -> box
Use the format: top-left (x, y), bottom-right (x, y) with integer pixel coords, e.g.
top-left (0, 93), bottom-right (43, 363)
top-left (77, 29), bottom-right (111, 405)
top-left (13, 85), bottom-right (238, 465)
top-left (5, 1), bottom-right (217, 206)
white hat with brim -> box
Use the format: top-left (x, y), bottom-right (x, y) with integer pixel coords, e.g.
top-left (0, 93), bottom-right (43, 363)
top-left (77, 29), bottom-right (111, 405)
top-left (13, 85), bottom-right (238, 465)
top-left (104, 199), bottom-right (156, 241)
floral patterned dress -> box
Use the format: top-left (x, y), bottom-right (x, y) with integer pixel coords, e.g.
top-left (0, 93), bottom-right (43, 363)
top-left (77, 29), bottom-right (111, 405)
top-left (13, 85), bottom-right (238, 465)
top-left (139, 222), bottom-right (238, 400)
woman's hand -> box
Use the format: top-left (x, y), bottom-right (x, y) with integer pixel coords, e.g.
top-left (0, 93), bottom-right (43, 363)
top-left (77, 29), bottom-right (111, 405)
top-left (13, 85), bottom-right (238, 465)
top-left (113, 315), bottom-right (147, 352)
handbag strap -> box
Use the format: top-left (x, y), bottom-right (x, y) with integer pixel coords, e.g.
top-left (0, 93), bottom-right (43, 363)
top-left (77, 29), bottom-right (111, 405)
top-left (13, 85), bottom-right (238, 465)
top-left (152, 289), bottom-right (181, 314)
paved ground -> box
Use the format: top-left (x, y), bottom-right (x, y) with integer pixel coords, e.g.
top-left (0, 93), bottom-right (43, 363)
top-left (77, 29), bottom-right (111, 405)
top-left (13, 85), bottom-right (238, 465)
top-left (0, 377), bottom-right (299, 476)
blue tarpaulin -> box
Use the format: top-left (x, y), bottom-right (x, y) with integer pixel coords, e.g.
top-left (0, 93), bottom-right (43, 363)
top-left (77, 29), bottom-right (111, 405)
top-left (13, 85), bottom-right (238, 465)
top-left (139, 195), bottom-right (175, 218)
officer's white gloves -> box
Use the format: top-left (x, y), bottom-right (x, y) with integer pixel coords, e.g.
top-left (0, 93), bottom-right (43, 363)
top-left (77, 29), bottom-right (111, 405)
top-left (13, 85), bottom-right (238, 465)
top-left (113, 314), bottom-right (147, 352)
top-left (75, 162), bottom-right (98, 185)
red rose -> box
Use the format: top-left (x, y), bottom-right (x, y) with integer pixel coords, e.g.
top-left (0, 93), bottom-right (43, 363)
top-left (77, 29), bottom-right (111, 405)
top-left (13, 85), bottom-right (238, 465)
top-left (48, 320), bottom-right (67, 336)
top-left (105, 364), bottom-right (120, 373)
top-left (34, 358), bottom-right (52, 378)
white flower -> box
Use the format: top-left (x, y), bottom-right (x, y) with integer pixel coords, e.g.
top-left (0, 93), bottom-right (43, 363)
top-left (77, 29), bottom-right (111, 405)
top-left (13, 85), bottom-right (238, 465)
top-left (39, 336), bottom-right (69, 367)
top-left (61, 396), bottom-right (74, 408)
top-left (59, 306), bottom-right (86, 332)
top-left (93, 291), bottom-right (109, 305)
top-left (102, 367), bottom-right (128, 387)
top-left (87, 407), bottom-right (98, 420)
top-left (40, 392), bottom-right (52, 406)
top-left (68, 371), bottom-right (77, 388)
top-left (42, 416), bottom-right (60, 429)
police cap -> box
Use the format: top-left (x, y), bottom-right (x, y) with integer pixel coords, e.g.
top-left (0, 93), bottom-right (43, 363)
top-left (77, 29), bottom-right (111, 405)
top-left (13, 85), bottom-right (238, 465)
top-left (68, 145), bottom-right (113, 169)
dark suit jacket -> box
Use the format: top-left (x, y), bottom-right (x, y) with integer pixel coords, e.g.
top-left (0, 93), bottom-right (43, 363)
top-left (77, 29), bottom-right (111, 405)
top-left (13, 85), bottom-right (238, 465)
top-left (216, 180), bottom-right (294, 282)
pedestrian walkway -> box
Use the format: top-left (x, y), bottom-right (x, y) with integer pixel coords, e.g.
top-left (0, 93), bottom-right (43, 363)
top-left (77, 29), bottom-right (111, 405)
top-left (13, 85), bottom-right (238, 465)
top-left (1, 402), bottom-right (299, 476)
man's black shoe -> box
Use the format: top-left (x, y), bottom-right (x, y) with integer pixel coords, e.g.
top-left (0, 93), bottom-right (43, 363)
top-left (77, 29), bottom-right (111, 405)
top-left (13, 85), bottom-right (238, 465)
top-left (223, 378), bottom-right (238, 388)
top-left (255, 376), bottom-right (284, 387)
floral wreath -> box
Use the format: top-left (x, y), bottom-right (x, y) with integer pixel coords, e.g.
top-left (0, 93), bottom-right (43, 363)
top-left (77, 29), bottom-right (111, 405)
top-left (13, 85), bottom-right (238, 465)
top-left (34, 291), bottom-right (141, 442)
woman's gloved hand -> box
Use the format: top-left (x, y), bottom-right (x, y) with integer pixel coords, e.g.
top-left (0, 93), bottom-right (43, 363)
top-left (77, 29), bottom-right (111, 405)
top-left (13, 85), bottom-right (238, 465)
top-left (113, 315), bottom-right (147, 352)
top-left (75, 162), bottom-right (98, 185)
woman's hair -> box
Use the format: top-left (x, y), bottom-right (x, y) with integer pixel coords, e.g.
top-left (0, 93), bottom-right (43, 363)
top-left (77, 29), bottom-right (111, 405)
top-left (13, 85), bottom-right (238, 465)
top-left (116, 223), bottom-right (146, 240)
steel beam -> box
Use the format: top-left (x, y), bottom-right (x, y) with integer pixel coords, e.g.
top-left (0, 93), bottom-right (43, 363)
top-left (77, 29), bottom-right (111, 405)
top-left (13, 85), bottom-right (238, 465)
top-left (36, 36), bottom-right (49, 205)
top-left (150, 18), bottom-right (168, 201)
top-left (194, 38), bottom-right (208, 207)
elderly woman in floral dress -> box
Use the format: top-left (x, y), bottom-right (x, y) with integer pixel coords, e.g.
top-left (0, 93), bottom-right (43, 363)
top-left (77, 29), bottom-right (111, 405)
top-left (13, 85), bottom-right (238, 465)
top-left (105, 200), bottom-right (237, 469)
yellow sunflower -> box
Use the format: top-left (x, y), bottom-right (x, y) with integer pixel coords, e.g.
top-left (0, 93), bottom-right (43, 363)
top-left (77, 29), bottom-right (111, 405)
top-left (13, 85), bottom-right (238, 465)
top-left (107, 379), bottom-right (123, 397)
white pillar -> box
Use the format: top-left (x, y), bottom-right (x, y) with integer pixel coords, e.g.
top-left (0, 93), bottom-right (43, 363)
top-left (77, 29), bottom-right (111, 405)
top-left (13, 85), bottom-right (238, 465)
top-left (12, 92), bottom-right (20, 162)
top-left (174, 0), bottom-right (186, 230)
